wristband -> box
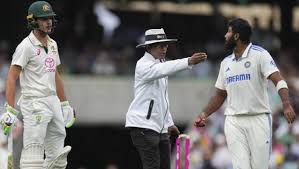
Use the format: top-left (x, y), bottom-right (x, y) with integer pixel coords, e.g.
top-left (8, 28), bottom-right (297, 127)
top-left (276, 80), bottom-right (288, 92)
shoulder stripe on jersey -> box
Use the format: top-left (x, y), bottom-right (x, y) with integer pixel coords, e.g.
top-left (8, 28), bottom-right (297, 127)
top-left (251, 45), bottom-right (265, 51)
top-left (252, 44), bottom-right (263, 48)
top-left (224, 54), bottom-right (233, 59)
top-left (252, 45), bottom-right (264, 49)
top-left (251, 47), bottom-right (264, 52)
top-left (251, 48), bottom-right (263, 52)
top-left (252, 47), bottom-right (264, 51)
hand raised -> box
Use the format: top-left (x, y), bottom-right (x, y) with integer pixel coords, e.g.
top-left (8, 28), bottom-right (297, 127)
top-left (188, 52), bottom-right (208, 65)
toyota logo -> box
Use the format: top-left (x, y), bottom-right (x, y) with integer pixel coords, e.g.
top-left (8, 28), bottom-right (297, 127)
top-left (45, 58), bottom-right (55, 68)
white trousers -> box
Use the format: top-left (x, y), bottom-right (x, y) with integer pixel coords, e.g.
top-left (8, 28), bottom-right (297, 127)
top-left (0, 147), bottom-right (8, 169)
top-left (19, 95), bottom-right (66, 167)
top-left (224, 113), bottom-right (272, 169)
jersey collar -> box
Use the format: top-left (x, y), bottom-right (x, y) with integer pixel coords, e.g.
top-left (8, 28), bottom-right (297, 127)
top-left (144, 52), bottom-right (162, 63)
top-left (232, 43), bottom-right (252, 61)
top-left (28, 31), bottom-right (54, 47)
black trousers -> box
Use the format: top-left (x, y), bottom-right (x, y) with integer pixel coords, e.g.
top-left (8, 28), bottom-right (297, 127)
top-left (130, 127), bottom-right (170, 169)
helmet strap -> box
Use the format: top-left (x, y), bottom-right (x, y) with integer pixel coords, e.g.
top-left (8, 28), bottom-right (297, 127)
top-left (32, 17), bottom-right (57, 35)
top-left (35, 29), bottom-right (48, 37)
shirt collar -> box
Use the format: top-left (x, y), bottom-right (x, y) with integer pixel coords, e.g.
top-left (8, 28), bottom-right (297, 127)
top-left (232, 42), bottom-right (252, 61)
top-left (28, 31), bottom-right (53, 46)
top-left (144, 52), bottom-right (161, 63)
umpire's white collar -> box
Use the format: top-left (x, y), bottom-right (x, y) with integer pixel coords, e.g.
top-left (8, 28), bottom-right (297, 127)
top-left (144, 52), bottom-right (164, 63)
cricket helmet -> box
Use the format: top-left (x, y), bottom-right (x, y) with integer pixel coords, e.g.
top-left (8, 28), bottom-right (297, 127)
top-left (27, 1), bottom-right (56, 29)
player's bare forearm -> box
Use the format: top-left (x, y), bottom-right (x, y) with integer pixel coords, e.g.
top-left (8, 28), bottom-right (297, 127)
top-left (278, 88), bottom-right (296, 123)
top-left (6, 79), bottom-right (16, 107)
top-left (202, 88), bottom-right (227, 118)
top-left (269, 71), bottom-right (296, 123)
top-left (268, 71), bottom-right (282, 86)
top-left (55, 71), bottom-right (67, 102)
top-left (194, 88), bottom-right (226, 127)
top-left (278, 88), bottom-right (291, 107)
top-left (6, 65), bottom-right (22, 107)
top-left (269, 72), bottom-right (291, 107)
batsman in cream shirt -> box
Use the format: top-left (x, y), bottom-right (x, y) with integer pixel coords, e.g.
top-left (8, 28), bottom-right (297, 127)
top-left (12, 31), bottom-right (60, 97)
top-left (11, 31), bottom-right (67, 168)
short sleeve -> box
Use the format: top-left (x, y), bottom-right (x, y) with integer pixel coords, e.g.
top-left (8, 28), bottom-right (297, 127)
top-left (55, 43), bottom-right (61, 66)
top-left (11, 43), bottom-right (31, 68)
top-left (215, 61), bottom-right (225, 90)
top-left (165, 112), bottom-right (174, 128)
top-left (260, 51), bottom-right (279, 78)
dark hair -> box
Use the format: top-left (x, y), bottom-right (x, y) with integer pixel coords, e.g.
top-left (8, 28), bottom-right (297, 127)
top-left (228, 18), bottom-right (252, 43)
top-left (145, 44), bottom-right (155, 52)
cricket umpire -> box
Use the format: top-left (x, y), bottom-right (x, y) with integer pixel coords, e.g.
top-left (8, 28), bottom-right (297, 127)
top-left (126, 28), bottom-right (207, 169)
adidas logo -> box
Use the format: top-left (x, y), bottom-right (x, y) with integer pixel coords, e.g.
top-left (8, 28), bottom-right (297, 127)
top-left (226, 67), bottom-right (230, 72)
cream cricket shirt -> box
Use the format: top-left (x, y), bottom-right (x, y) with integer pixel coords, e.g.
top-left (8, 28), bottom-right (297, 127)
top-left (215, 43), bottom-right (279, 115)
top-left (11, 32), bottom-right (60, 97)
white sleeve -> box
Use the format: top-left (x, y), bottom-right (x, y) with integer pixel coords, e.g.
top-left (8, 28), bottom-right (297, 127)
top-left (165, 112), bottom-right (174, 128)
top-left (260, 50), bottom-right (279, 78)
top-left (55, 43), bottom-right (61, 66)
top-left (215, 61), bottom-right (225, 90)
top-left (11, 43), bottom-right (31, 68)
top-left (136, 58), bottom-right (189, 81)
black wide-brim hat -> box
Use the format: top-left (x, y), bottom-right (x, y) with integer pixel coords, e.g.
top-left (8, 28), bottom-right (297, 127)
top-left (136, 28), bottom-right (177, 48)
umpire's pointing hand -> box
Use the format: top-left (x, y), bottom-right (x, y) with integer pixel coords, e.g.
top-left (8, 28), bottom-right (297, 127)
top-left (188, 52), bottom-right (207, 65)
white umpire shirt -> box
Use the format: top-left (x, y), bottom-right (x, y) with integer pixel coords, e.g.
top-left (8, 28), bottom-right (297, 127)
top-left (11, 31), bottom-right (60, 98)
top-left (126, 52), bottom-right (190, 133)
top-left (215, 43), bottom-right (279, 115)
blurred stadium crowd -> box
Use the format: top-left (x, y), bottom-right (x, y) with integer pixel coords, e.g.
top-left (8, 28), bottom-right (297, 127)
top-left (0, 0), bottom-right (299, 169)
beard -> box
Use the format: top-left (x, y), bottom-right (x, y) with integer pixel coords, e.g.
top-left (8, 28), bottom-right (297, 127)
top-left (224, 36), bottom-right (236, 52)
top-left (37, 22), bottom-right (54, 35)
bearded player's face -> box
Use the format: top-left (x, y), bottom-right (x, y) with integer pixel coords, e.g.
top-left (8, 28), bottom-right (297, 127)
top-left (224, 26), bottom-right (237, 51)
top-left (36, 17), bottom-right (53, 34)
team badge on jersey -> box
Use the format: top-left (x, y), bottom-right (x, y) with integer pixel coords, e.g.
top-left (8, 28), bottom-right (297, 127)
top-left (51, 46), bottom-right (57, 54)
top-left (244, 61), bottom-right (251, 68)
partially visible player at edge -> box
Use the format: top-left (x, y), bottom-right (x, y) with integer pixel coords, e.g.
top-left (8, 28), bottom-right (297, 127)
top-left (0, 1), bottom-right (76, 169)
top-left (194, 18), bottom-right (296, 169)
